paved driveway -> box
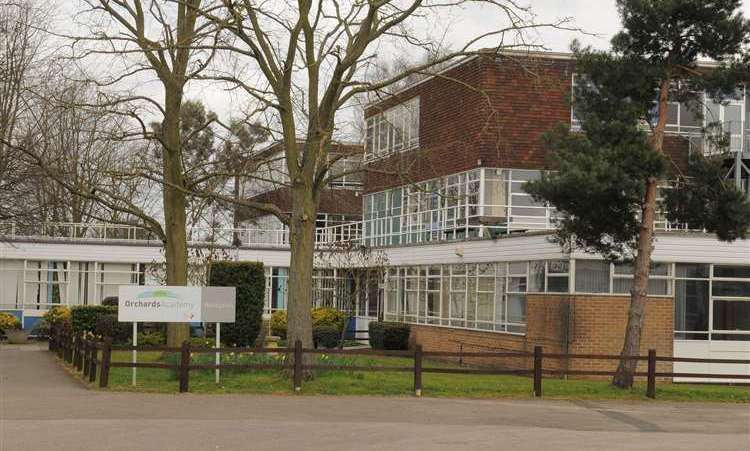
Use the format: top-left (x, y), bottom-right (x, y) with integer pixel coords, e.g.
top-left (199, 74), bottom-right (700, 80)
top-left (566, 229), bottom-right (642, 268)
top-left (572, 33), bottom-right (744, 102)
top-left (1, 345), bottom-right (749, 451)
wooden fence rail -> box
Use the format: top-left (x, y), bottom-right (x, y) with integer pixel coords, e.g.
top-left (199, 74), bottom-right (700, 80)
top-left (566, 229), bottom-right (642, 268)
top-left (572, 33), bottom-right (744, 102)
top-left (48, 328), bottom-right (750, 399)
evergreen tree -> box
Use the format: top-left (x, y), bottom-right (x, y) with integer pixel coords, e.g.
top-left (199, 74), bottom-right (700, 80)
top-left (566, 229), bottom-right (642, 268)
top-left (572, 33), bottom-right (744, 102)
top-left (527, 0), bottom-right (750, 388)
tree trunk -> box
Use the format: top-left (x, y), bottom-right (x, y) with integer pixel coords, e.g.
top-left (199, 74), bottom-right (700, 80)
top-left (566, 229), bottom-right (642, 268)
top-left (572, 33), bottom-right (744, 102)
top-left (612, 78), bottom-right (670, 388)
top-left (162, 85), bottom-right (190, 347)
top-left (232, 174), bottom-right (241, 246)
top-left (612, 177), bottom-right (657, 388)
top-left (287, 182), bottom-right (317, 370)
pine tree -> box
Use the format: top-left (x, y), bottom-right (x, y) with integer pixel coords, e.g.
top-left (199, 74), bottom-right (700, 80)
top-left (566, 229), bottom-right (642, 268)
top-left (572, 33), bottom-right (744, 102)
top-left (527, 0), bottom-right (750, 388)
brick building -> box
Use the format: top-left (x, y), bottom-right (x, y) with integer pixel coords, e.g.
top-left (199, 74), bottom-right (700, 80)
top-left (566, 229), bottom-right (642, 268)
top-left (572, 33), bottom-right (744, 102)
top-left (0, 51), bottom-right (748, 381)
top-left (356, 51), bottom-right (749, 381)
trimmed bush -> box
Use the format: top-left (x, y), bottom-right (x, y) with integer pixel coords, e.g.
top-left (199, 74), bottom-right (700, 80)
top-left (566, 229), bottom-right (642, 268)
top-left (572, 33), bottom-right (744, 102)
top-left (312, 307), bottom-right (346, 330)
top-left (270, 310), bottom-right (287, 338)
top-left (94, 314), bottom-right (130, 343)
top-left (271, 307), bottom-right (346, 340)
top-left (101, 296), bottom-right (119, 306)
top-left (40, 306), bottom-right (72, 334)
top-left (70, 305), bottom-right (118, 334)
top-left (0, 312), bottom-right (21, 333)
top-left (313, 326), bottom-right (340, 349)
top-left (208, 261), bottom-right (265, 347)
top-left (369, 322), bottom-right (410, 350)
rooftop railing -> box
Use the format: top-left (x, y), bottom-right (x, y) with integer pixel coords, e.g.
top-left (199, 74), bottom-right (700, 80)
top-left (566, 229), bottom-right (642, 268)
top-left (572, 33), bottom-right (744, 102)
top-left (0, 204), bottom-right (706, 250)
top-left (0, 222), bottom-right (297, 248)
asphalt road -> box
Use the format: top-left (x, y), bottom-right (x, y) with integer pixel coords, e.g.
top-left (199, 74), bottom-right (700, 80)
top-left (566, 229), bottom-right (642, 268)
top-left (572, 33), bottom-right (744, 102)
top-left (1, 344), bottom-right (749, 451)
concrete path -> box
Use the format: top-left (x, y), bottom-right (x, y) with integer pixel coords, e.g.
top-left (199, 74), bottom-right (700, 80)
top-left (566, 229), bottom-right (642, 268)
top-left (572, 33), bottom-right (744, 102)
top-left (1, 345), bottom-right (749, 451)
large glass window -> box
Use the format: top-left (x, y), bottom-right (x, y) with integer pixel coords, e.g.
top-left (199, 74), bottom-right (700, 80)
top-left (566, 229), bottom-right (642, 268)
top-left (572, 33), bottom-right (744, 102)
top-left (361, 168), bottom-right (547, 246)
top-left (365, 97), bottom-right (419, 160)
top-left (383, 262), bottom-right (532, 334)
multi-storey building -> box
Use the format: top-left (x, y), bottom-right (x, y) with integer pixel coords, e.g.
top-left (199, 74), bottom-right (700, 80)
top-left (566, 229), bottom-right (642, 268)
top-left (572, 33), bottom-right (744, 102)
top-left (1, 51), bottom-right (748, 380)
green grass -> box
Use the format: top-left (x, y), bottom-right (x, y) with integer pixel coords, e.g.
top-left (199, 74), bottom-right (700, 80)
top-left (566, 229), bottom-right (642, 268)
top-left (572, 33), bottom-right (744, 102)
top-left (77, 351), bottom-right (750, 402)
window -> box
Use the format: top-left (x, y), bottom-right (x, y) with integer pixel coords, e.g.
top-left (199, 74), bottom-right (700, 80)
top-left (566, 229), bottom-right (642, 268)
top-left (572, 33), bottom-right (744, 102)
top-left (575, 260), bottom-right (610, 293)
top-left (365, 97), bottom-right (420, 160)
top-left (613, 262), bottom-right (672, 296)
top-left (382, 262), bottom-right (530, 334)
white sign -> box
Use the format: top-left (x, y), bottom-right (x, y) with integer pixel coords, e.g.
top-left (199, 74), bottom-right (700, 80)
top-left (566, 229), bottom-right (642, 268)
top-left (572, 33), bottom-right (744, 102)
top-left (201, 287), bottom-right (236, 323)
top-left (118, 286), bottom-right (236, 323)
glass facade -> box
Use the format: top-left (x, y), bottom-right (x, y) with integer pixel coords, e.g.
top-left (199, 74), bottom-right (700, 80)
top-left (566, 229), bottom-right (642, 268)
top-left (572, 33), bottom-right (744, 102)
top-left (382, 260), bottom-right (572, 334)
top-left (362, 168), bottom-right (551, 246)
top-left (365, 97), bottom-right (420, 160)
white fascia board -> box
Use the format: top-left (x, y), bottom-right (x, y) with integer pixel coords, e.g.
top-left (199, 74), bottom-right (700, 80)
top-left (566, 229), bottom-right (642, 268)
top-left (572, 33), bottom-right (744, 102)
top-left (0, 241), bottom-right (292, 267)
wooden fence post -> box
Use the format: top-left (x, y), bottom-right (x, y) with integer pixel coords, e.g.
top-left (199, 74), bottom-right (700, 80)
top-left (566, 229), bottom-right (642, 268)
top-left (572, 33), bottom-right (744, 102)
top-left (82, 340), bottom-right (90, 378)
top-left (414, 345), bottom-right (423, 397)
top-left (647, 349), bottom-right (656, 399)
top-left (533, 346), bottom-right (543, 398)
top-left (179, 341), bottom-right (191, 393)
top-left (68, 332), bottom-right (74, 364)
top-left (76, 334), bottom-right (85, 371)
top-left (48, 326), bottom-right (55, 352)
top-left (89, 343), bottom-right (98, 383)
top-left (99, 338), bottom-right (112, 388)
top-left (293, 339), bottom-right (303, 392)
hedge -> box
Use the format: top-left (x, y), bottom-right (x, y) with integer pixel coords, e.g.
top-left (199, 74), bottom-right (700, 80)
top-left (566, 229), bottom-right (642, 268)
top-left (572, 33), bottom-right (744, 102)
top-left (270, 307), bottom-right (346, 339)
top-left (94, 314), bottom-right (131, 343)
top-left (368, 321), bottom-right (411, 350)
top-left (313, 326), bottom-right (340, 349)
top-left (71, 305), bottom-right (118, 333)
top-left (208, 261), bottom-right (265, 347)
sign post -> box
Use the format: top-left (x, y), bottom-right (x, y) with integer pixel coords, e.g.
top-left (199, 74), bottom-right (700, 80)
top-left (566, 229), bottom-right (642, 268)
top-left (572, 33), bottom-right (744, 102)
top-left (118, 286), bottom-right (236, 386)
top-left (132, 322), bottom-right (137, 386)
top-left (215, 322), bottom-right (220, 383)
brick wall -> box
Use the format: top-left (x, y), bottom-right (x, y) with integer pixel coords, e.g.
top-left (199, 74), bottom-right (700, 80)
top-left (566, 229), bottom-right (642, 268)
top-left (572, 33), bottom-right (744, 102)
top-left (364, 54), bottom-right (691, 194)
top-left (410, 293), bottom-right (674, 378)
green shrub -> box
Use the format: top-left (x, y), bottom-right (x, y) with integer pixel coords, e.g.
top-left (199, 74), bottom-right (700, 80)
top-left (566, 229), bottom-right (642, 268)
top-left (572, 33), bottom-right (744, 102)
top-left (101, 296), bottom-right (119, 306)
top-left (208, 261), bottom-right (265, 347)
top-left (0, 312), bottom-right (21, 333)
top-left (94, 314), bottom-right (130, 343)
top-left (312, 307), bottom-right (346, 330)
top-left (71, 305), bottom-right (118, 333)
top-left (313, 326), bottom-right (340, 349)
top-left (271, 308), bottom-right (346, 340)
top-left (40, 306), bottom-right (72, 335)
top-left (270, 310), bottom-right (287, 338)
top-left (369, 322), bottom-right (410, 350)
top-left (135, 330), bottom-right (166, 346)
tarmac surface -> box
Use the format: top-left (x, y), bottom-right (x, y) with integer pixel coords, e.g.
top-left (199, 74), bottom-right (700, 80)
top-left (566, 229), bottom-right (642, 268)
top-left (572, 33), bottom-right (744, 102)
top-left (1, 344), bottom-right (749, 450)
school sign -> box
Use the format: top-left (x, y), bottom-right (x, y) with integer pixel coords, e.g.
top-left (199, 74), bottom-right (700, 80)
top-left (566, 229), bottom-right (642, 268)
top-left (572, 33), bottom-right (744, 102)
top-left (118, 286), bottom-right (236, 323)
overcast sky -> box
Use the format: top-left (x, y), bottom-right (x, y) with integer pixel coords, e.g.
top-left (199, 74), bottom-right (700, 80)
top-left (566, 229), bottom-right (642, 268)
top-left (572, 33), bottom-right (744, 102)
top-left (53, 1), bottom-right (749, 135)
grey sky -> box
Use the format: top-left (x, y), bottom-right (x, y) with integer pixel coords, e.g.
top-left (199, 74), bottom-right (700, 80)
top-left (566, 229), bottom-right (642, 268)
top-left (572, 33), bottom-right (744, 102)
top-left (52, 1), bottom-right (749, 134)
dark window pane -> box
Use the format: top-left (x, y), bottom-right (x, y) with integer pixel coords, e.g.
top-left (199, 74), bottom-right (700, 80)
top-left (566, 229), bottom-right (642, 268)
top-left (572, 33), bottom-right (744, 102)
top-left (714, 265), bottom-right (750, 279)
top-left (675, 263), bottom-right (710, 279)
top-left (712, 281), bottom-right (750, 297)
top-left (674, 280), bottom-right (709, 332)
top-left (547, 276), bottom-right (569, 293)
top-left (713, 301), bottom-right (750, 331)
top-left (710, 334), bottom-right (750, 341)
top-left (673, 332), bottom-right (709, 340)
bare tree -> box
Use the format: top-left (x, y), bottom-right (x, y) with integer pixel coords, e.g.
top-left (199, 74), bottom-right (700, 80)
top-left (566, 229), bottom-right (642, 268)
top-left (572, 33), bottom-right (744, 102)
top-left (202, 1), bottom-right (572, 354)
top-left (0, 0), bottom-right (49, 221)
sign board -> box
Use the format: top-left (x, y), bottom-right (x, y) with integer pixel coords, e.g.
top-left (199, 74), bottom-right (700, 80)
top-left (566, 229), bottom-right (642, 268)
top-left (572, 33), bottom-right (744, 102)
top-left (201, 287), bottom-right (236, 323)
top-left (118, 286), bottom-right (236, 323)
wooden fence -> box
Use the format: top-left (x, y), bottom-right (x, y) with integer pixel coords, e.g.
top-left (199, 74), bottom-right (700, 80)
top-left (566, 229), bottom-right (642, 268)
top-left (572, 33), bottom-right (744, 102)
top-left (48, 328), bottom-right (750, 399)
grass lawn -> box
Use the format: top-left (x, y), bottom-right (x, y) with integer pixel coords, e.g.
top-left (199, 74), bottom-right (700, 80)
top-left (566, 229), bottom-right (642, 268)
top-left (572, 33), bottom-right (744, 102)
top-left (70, 350), bottom-right (750, 402)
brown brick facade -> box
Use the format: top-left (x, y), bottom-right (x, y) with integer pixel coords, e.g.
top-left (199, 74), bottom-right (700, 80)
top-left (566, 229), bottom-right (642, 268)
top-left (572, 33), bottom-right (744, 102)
top-left (410, 293), bottom-right (674, 378)
top-left (364, 53), bottom-right (691, 194)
